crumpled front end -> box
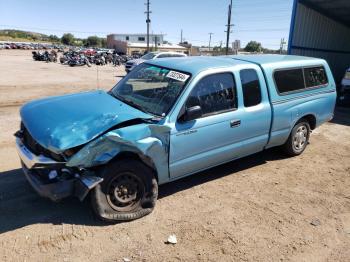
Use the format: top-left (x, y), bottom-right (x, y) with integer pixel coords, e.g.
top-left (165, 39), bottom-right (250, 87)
top-left (15, 121), bottom-right (170, 202)
top-left (15, 128), bottom-right (103, 202)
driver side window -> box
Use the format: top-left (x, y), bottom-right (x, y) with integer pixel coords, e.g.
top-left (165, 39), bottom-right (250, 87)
top-left (186, 73), bottom-right (237, 118)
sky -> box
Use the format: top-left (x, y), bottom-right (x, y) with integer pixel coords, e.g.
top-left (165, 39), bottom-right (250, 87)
top-left (0, 0), bottom-right (294, 50)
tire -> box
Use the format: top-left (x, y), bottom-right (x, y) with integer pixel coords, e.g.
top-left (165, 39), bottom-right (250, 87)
top-left (91, 159), bottom-right (158, 222)
top-left (283, 120), bottom-right (311, 156)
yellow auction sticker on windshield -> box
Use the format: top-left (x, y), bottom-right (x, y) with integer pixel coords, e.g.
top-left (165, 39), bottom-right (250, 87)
top-left (166, 71), bottom-right (190, 82)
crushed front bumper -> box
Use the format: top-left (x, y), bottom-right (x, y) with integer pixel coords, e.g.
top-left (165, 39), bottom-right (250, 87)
top-left (15, 137), bottom-right (62, 169)
top-left (20, 161), bottom-right (75, 201)
top-left (15, 137), bottom-right (103, 202)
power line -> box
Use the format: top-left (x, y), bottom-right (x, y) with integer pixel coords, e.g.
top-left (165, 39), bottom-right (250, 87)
top-left (235, 28), bottom-right (289, 32)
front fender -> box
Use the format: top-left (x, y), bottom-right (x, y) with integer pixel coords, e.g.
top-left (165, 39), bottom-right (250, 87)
top-left (67, 124), bottom-right (171, 184)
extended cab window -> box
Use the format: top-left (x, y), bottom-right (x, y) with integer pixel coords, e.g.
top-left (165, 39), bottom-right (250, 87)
top-left (304, 66), bottom-right (328, 88)
top-left (240, 69), bottom-right (262, 107)
top-left (186, 73), bottom-right (237, 117)
top-left (274, 68), bottom-right (304, 93)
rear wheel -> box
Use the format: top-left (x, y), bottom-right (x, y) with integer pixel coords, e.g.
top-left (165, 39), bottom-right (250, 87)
top-left (283, 120), bottom-right (310, 156)
top-left (91, 159), bottom-right (158, 222)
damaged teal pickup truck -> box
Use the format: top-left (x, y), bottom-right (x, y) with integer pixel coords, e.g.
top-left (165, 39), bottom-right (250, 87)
top-left (15, 55), bottom-right (336, 221)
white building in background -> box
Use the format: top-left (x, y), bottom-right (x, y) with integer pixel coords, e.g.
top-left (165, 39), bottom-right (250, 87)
top-left (108, 33), bottom-right (164, 45)
top-left (107, 33), bottom-right (188, 55)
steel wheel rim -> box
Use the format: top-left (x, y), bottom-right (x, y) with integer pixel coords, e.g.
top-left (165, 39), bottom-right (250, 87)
top-left (293, 125), bottom-right (308, 151)
top-left (106, 172), bottom-right (144, 212)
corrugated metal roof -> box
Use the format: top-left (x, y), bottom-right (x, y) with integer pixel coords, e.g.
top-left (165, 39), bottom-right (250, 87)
top-left (292, 3), bottom-right (350, 52)
top-left (289, 1), bottom-right (350, 81)
top-left (301, 0), bottom-right (350, 27)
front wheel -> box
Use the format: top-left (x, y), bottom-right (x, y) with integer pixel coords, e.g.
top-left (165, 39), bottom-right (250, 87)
top-left (283, 121), bottom-right (310, 156)
top-left (91, 159), bottom-right (158, 222)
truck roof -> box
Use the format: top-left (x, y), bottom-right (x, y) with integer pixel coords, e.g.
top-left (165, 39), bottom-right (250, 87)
top-left (231, 54), bottom-right (324, 66)
top-left (147, 54), bottom-right (325, 75)
top-left (147, 56), bottom-right (252, 75)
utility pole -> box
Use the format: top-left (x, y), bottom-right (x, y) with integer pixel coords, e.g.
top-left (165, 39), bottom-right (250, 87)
top-left (279, 38), bottom-right (286, 54)
top-left (225, 0), bottom-right (233, 55)
top-left (145, 0), bottom-right (151, 52)
top-left (208, 32), bottom-right (214, 52)
top-left (155, 33), bottom-right (158, 50)
top-left (180, 29), bottom-right (183, 43)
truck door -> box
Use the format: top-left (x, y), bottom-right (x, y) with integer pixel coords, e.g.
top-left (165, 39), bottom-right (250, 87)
top-left (236, 68), bottom-right (272, 154)
top-left (169, 67), bottom-right (271, 179)
top-left (169, 72), bottom-right (246, 178)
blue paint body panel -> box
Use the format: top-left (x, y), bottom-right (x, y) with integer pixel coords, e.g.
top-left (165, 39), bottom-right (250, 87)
top-left (231, 55), bottom-right (336, 148)
top-left (19, 55), bottom-right (337, 186)
top-left (20, 90), bottom-right (152, 153)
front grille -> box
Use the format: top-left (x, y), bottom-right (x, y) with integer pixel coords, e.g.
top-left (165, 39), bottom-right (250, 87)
top-left (21, 123), bottom-right (65, 162)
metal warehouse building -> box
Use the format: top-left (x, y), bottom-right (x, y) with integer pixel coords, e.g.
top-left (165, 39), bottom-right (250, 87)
top-left (288, 0), bottom-right (350, 83)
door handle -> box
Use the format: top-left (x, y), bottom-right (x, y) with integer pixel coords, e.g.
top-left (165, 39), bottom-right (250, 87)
top-left (230, 119), bottom-right (241, 128)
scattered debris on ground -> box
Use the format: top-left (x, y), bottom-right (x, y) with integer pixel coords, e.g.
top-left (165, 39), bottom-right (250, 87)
top-left (166, 234), bottom-right (177, 245)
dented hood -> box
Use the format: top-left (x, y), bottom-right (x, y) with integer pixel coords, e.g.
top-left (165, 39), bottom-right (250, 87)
top-left (20, 90), bottom-right (153, 153)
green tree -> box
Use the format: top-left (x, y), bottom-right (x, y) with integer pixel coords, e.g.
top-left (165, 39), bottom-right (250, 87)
top-left (61, 33), bottom-right (75, 45)
top-left (100, 38), bottom-right (107, 48)
top-left (86, 35), bottom-right (101, 47)
top-left (244, 41), bottom-right (262, 52)
top-left (49, 34), bottom-right (60, 42)
top-left (74, 39), bottom-right (84, 46)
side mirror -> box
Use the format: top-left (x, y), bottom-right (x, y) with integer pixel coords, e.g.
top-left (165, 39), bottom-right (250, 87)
top-left (182, 105), bottom-right (202, 122)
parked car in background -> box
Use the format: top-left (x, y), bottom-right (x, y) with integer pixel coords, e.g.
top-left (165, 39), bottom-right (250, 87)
top-left (125, 51), bottom-right (187, 73)
top-left (15, 55), bottom-right (336, 222)
top-left (338, 67), bottom-right (350, 106)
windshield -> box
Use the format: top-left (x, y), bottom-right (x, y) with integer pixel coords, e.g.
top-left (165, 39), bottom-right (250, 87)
top-left (141, 53), bottom-right (157, 60)
top-left (111, 63), bottom-right (191, 117)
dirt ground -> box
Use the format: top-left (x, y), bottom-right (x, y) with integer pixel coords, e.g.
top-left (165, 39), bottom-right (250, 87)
top-left (0, 50), bottom-right (349, 262)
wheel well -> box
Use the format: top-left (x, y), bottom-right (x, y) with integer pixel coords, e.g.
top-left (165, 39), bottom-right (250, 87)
top-left (111, 151), bottom-right (159, 182)
top-left (299, 114), bottom-right (316, 130)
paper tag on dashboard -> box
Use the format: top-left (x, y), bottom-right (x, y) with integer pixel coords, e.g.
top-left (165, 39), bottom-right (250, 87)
top-left (166, 71), bottom-right (190, 82)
